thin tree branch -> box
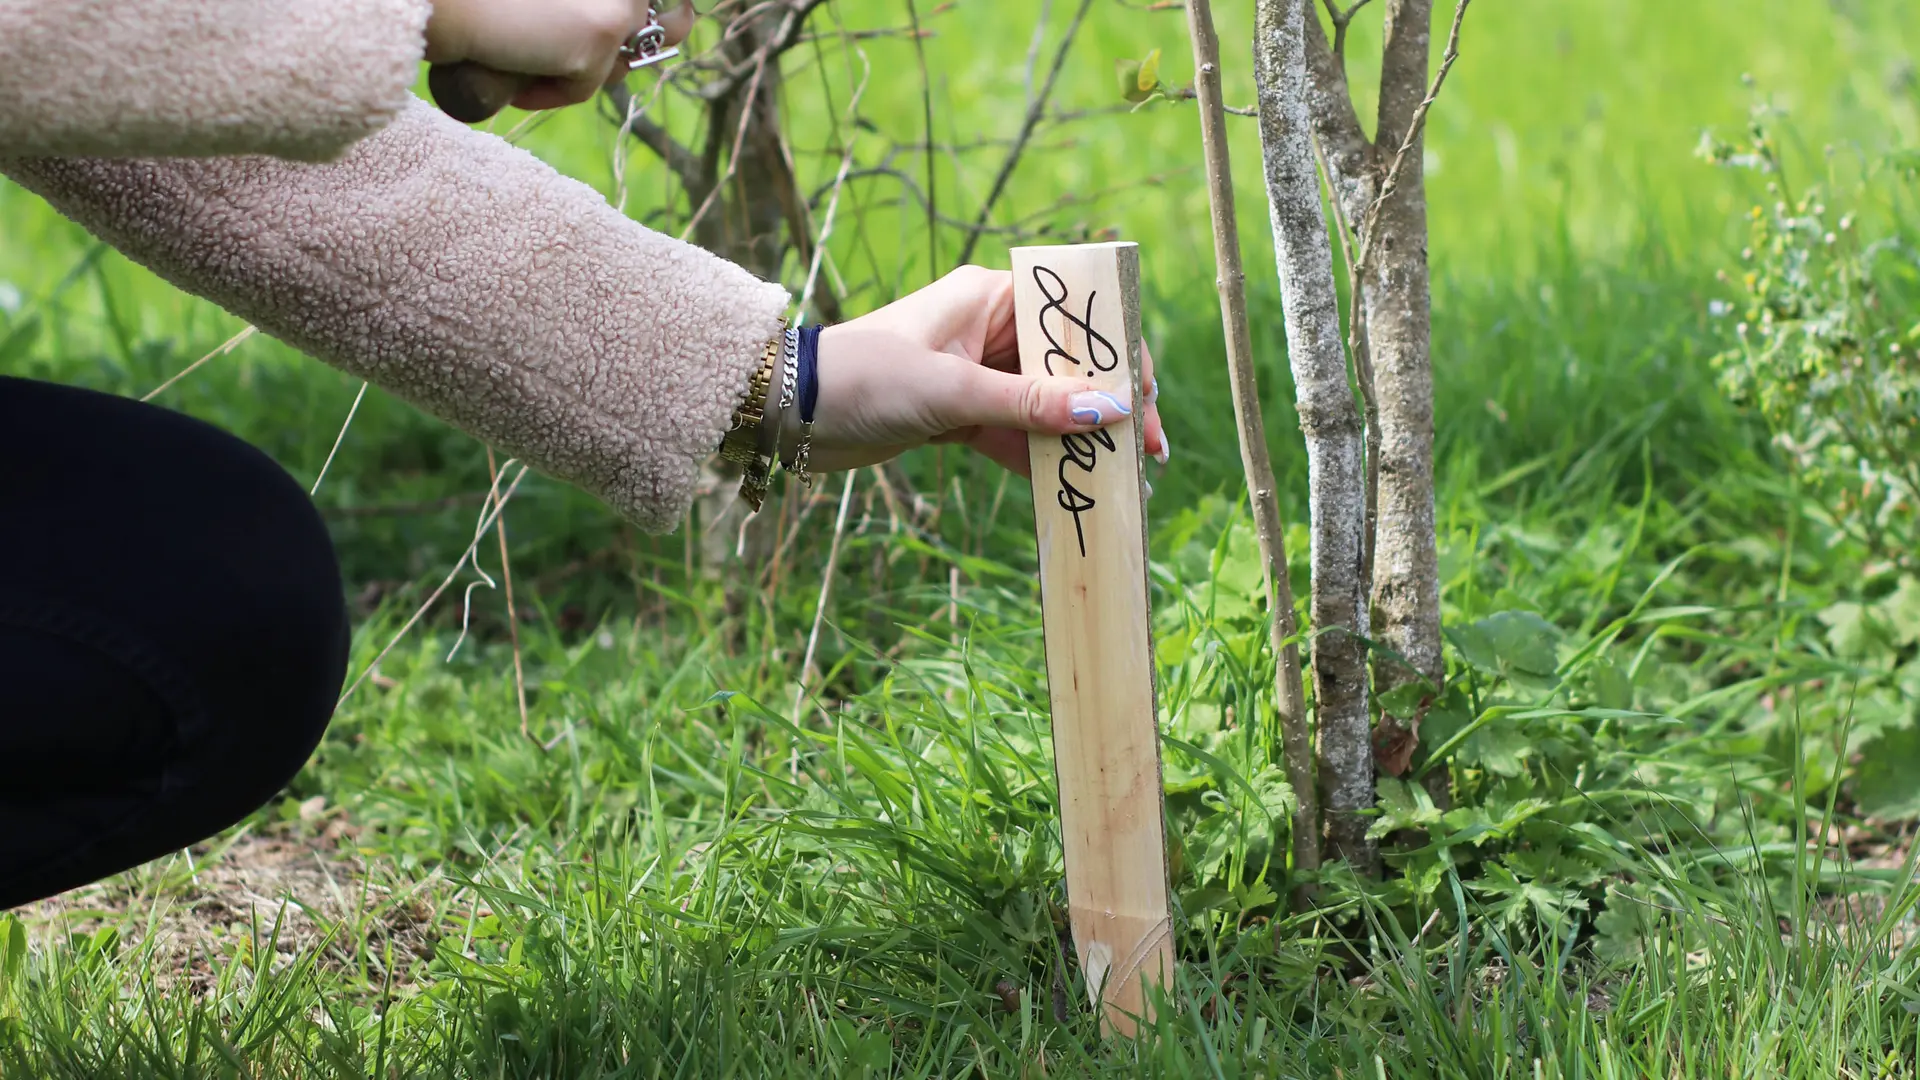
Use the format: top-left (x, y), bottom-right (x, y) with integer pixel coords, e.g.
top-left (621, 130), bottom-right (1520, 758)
top-left (1319, 0), bottom-right (1375, 59)
top-left (337, 465), bottom-right (530, 707)
top-left (487, 448), bottom-right (533, 747)
top-left (1301, 0), bottom-right (1374, 225)
top-left (796, 469), bottom-right (858, 722)
top-left (955, 0), bottom-right (1097, 267)
top-left (904, 0), bottom-right (939, 273)
top-left (604, 84), bottom-right (708, 195)
top-left (1188, 0), bottom-right (1320, 889)
top-left (1356, 0), bottom-right (1470, 272)
top-left (694, 0), bottom-right (834, 103)
top-left (813, 166), bottom-right (1177, 237)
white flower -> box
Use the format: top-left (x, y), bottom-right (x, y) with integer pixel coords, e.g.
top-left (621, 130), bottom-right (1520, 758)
top-left (1709, 299), bottom-right (1733, 318)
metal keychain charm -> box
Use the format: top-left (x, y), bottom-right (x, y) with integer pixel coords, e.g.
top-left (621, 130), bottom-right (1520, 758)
top-left (620, 7), bottom-right (680, 70)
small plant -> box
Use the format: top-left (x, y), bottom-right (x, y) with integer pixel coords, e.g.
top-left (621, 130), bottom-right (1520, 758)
top-left (1701, 98), bottom-right (1920, 822)
top-left (1699, 101), bottom-right (1920, 568)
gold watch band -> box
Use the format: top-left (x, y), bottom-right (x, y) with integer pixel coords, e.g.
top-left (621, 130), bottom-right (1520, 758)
top-left (720, 330), bottom-right (784, 511)
top-left (720, 335), bottom-right (779, 468)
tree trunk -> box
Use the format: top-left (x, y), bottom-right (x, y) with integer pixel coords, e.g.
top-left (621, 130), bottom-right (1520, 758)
top-left (1252, 0), bottom-right (1375, 871)
top-left (1183, 0), bottom-right (1320, 889)
top-left (1362, 0), bottom-right (1441, 696)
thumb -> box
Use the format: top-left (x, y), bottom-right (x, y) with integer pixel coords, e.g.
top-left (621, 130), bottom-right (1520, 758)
top-left (943, 366), bottom-right (1135, 435)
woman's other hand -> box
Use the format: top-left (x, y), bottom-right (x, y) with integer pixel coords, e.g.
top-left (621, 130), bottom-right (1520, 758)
top-left (810, 266), bottom-right (1169, 476)
top-left (424, 0), bottom-right (696, 111)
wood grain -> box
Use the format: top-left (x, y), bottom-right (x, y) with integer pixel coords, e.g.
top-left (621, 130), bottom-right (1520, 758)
top-left (1011, 241), bottom-right (1173, 1036)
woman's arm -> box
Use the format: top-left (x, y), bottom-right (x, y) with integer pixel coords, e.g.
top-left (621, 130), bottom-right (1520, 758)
top-left (0, 0), bottom-right (431, 161)
top-left (1, 98), bottom-right (790, 531)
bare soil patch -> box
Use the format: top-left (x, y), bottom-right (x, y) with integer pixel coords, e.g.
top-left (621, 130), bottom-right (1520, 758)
top-left (18, 807), bottom-right (441, 996)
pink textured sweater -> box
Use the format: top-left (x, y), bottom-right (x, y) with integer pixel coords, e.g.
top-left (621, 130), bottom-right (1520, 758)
top-left (0, 0), bottom-right (791, 531)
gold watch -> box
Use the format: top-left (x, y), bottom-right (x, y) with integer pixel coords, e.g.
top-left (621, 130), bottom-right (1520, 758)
top-left (719, 332), bottom-right (782, 510)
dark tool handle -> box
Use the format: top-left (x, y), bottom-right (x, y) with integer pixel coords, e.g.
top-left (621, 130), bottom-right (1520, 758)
top-left (428, 61), bottom-right (533, 124)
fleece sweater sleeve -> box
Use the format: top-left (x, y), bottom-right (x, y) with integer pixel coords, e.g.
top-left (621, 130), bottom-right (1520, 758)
top-left (0, 0), bottom-right (431, 161)
top-left (0, 98), bottom-right (793, 531)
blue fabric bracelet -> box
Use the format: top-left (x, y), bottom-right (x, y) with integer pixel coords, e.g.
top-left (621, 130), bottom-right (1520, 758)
top-left (797, 324), bottom-right (823, 425)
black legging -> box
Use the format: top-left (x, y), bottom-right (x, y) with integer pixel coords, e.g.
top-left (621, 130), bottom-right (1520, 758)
top-left (1, 376), bottom-right (348, 910)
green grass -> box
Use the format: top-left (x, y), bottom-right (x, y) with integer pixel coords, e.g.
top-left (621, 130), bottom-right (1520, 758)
top-left (4, 0), bottom-right (1920, 1075)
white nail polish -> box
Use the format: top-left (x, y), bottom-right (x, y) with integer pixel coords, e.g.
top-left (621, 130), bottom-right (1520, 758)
top-left (1154, 432), bottom-right (1171, 466)
top-left (1069, 390), bottom-right (1131, 426)
top-left (1144, 479), bottom-right (1155, 499)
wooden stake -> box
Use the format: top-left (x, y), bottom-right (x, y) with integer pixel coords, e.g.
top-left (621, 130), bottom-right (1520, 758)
top-left (1012, 241), bottom-right (1173, 1036)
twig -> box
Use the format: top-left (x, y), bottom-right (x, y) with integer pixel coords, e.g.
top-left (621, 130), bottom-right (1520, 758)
top-left (797, 42), bottom-right (871, 314)
top-left (1354, 0), bottom-right (1470, 273)
top-left (1164, 86), bottom-right (1260, 116)
top-left (1193, 0), bottom-right (1320, 885)
top-left (336, 464), bottom-right (529, 706)
top-left (140, 324), bottom-right (256, 402)
top-left (488, 449), bottom-right (533, 746)
top-left (310, 381), bottom-right (369, 497)
top-left (679, 56), bottom-right (772, 243)
top-left (795, 470), bottom-right (858, 721)
top-left (758, 490), bottom-right (838, 586)
top-left (820, 166), bottom-right (1179, 237)
top-left (694, 0), bottom-right (834, 103)
top-left (904, 0), bottom-right (939, 272)
top-left (1024, 0), bottom-right (1054, 105)
top-left (955, 0), bottom-right (1097, 266)
top-left (606, 82), bottom-right (706, 197)
top-left (1319, 0), bottom-right (1376, 60)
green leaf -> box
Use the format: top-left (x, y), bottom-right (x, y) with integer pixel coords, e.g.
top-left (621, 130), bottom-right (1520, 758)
top-left (1469, 864), bottom-right (1588, 929)
top-left (1882, 576), bottom-right (1920, 647)
top-left (1818, 600), bottom-right (1881, 658)
top-left (1585, 655), bottom-right (1635, 711)
top-left (1446, 611), bottom-right (1561, 690)
top-left (1462, 718), bottom-right (1533, 777)
top-left (1370, 778), bottom-right (1443, 838)
top-left (1593, 883), bottom-right (1654, 963)
top-left (1137, 48), bottom-right (1162, 93)
top-left (1377, 680), bottom-right (1431, 719)
top-left (1853, 722), bottom-right (1920, 820)
top-left (1180, 886), bottom-right (1232, 917)
top-left (1231, 879), bottom-right (1279, 914)
top-left (1116, 58), bottom-right (1151, 104)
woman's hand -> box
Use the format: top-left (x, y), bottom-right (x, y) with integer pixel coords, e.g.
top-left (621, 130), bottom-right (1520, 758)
top-left (424, 0), bottom-right (696, 111)
top-left (809, 266), bottom-right (1169, 476)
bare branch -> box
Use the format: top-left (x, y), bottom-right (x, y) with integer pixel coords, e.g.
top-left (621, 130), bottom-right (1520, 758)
top-left (1301, 0), bottom-right (1373, 227)
top-left (1162, 85), bottom-right (1260, 116)
top-left (1357, 0), bottom-right (1470, 271)
top-left (602, 82), bottom-right (708, 196)
top-left (1188, 0), bottom-right (1320, 889)
top-left (905, 0), bottom-right (939, 274)
top-left (817, 166), bottom-right (1177, 239)
top-left (1319, 0), bottom-right (1376, 59)
top-left (954, 0), bottom-right (1097, 267)
top-left (694, 0), bottom-right (833, 103)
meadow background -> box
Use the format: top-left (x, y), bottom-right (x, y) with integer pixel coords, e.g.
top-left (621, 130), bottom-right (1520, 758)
top-left (2, 0), bottom-right (1919, 1075)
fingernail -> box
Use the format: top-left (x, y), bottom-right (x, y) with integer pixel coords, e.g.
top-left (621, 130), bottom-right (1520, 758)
top-left (1145, 480), bottom-right (1155, 499)
top-left (1154, 432), bottom-right (1171, 466)
top-left (1069, 390), bottom-right (1131, 426)
top-left (1148, 376), bottom-right (1159, 405)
